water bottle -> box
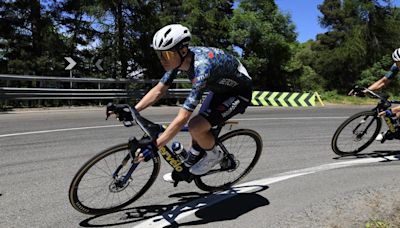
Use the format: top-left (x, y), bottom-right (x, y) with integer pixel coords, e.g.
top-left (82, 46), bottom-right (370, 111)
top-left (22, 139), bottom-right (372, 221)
top-left (171, 141), bottom-right (188, 162)
top-left (387, 116), bottom-right (398, 133)
top-left (184, 147), bottom-right (201, 167)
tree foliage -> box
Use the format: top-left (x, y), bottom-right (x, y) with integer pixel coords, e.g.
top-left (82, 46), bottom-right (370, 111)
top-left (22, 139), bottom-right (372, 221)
top-left (1, 0), bottom-right (400, 95)
top-left (312, 0), bottom-right (400, 92)
top-left (230, 0), bottom-right (297, 91)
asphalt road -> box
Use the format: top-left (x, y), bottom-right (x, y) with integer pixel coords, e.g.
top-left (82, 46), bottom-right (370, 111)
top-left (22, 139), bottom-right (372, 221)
top-left (0, 105), bottom-right (399, 228)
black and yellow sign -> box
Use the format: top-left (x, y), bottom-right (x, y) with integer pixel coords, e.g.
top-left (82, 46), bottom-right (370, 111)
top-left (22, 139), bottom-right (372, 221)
top-left (251, 91), bottom-right (323, 107)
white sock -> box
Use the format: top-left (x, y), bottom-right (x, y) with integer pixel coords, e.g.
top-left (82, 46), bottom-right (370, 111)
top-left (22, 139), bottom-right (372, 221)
top-left (188, 147), bottom-right (201, 156)
top-left (205, 146), bottom-right (217, 155)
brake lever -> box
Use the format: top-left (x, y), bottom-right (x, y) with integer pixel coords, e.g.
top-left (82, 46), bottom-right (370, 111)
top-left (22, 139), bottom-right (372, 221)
top-left (106, 111), bottom-right (112, 120)
top-left (348, 89), bottom-right (355, 96)
top-left (105, 103), bottom-right (116, 120)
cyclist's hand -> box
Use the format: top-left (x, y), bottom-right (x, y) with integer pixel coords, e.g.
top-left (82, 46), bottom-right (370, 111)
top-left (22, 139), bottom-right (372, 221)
top-left (348, 86), bottom-right (366, 97)
top-left (106, 103), bottom-right (116, 120)
top-left (379, 109), bottom-right (394, 117)
top-left (105, 103), bottom-right (133, 122)
top-left (116, 108), bottom-right (133, 122)
top-left (139, 142), bottom-right (157, 162)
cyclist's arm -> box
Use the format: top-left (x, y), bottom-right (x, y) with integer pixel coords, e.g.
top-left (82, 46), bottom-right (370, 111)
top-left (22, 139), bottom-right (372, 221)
top-left (155, 69), bottom-right (207, 148)
top-left (156, 108), bottom-right (192, 148)
top-left (155, 81), bottom-right (206, 148)
top-left (378, 106), bottom-right (400, 117)
top-left (368, 64), bottom-right (400, 91)
top-left (135, 82), bottom-right (169, 112)
top-left (369, 64), bottom-right (400, 91)
top-left (393, 106), bottom-right (400, 114)
top-left (368, 76), bottom-right (390, 91)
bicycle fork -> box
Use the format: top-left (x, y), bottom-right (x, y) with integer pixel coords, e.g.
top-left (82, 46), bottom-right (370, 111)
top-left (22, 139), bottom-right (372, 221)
top-left (112, 138), bottom-right (142, 187)
top-left (353, 115), bottom-right (376, 138)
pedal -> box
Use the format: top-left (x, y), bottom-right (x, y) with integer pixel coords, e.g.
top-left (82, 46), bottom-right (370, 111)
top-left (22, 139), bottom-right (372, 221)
top-left (171, 169), bottom-right (193, 184)
top-left (220, 154), bottom-right (236, 171)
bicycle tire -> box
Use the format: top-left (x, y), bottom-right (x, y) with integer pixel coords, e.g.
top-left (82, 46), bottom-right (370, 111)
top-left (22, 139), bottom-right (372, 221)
top-left (331, 110), bottom-right (382, 156)
top-left (69, 143), bottom-right (160, 215)
top-left (194, 129), bottom-right (262, 192)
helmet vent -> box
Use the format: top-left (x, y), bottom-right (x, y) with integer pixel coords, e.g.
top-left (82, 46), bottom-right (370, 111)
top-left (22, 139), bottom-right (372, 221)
top-left (164, 28), bottom-right (171, 37)
top-left (164, 38), bottom-right (173, 47)
top-left (158, 38), bottom-right (164, 47)
top-left (393, 48), bottom-right (400, 61)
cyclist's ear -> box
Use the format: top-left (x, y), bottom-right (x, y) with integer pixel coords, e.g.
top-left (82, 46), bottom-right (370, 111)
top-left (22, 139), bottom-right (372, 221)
top-left (179, 46), bottom-right (189, 57)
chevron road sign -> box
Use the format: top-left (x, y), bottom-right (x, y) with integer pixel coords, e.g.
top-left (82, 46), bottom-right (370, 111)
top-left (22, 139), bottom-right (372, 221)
top-left (64, 57), bottom-right (77, 70)
top-left (251, 91), bottom-right (324, 107)
top-left (95, 59), bottom-right (103, 71)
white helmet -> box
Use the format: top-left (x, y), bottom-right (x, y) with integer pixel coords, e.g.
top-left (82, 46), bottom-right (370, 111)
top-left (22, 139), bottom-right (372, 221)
top-left (152, 24), bottom-right (191, 51)
top-left (392, 48), bottom-right (400, 61)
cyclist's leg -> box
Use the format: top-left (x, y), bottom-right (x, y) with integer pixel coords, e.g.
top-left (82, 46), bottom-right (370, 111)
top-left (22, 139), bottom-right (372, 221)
top-left (190, 91), bottom-right (215, 150)
top-left (188, 91), bottom-right (251, 175)
top-left (163, 93), bottom-right (216, 182)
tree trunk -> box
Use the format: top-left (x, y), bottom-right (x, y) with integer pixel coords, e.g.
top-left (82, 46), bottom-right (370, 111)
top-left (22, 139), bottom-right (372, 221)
top-left (116, 0), bottom-right (127, 78)
top-left (31, 0), bottom-right (42, 75)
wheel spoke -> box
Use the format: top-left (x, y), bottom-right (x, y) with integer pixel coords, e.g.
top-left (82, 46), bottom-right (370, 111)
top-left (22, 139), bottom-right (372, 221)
top-left (196, 129), bottom-right (262, 191)
top-left (332, 111), bottom-right (380, 155)
top-left (69, 143), bottom-right (160, 214)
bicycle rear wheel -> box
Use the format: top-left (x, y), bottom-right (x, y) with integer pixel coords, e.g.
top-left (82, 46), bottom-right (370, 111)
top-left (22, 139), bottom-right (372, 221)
top-left (69, 143), bottom-right (160, 215)
top-left (194, 129), bottom-right (262, 192)
top-left (331, 110), bottom-right (382, 156)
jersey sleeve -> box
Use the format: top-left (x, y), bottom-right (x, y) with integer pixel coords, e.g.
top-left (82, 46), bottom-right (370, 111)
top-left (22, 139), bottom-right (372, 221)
top-left (385, 63), bottom-right (399, 80)
top-left (182, 61), bottom-right (210, 112)
top-left (159, 70), bottom-right (177, 86)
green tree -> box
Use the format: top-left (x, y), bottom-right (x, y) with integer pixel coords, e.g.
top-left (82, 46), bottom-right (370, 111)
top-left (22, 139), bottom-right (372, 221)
top-left (84, 0), bottom-right (136, 78)
top-left (313, 0), bottom-right (400, 92)
top-left (286, 41), bottom-right (326, 92)
top-left (356, 55), bottom-right (400, 95)
top-left (0, 0), bottom-right (79, 76)
top-left (230, 0), bottom-right (297, 91)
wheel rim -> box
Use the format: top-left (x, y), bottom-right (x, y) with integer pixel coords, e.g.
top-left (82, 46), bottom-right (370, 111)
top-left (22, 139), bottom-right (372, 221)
top-left (72, 145), bottom-right (158, 212)
top-left (196, 130), bottom-right (261, 190)
top-left (335, 113), bottom-right (379, 154)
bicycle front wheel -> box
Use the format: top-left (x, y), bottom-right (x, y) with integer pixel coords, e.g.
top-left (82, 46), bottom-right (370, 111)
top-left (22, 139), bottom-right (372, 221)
top-left (331, 111), bottom-right (382, 156)
top-left (69, 143), bottom-right (160, 215)
top-left (194, 129), bottom-right (262, 192)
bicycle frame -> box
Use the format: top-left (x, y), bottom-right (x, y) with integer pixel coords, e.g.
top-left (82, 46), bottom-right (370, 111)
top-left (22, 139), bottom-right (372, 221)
top-left (70, 103), bottom-right (262, 214)
top-left (357, 87), bottom-right (400, 133)
top-left (111, 105), bottom-right (234, 186)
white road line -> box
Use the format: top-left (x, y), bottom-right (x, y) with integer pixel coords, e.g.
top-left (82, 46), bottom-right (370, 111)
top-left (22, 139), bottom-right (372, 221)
top-left (0, 116), bottom-right (346, 138)
top-left (134, 155), bottom-right (399, 228)
top-left (233, 116), bottom-right (347, 121)
top-left (0, 125), bottom-right (119, 138)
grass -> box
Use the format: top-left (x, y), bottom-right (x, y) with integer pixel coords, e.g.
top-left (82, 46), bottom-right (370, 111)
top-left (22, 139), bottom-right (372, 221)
top-left (319, 91), bottom-right (378, 105)
top-left (363, 196), bottom-right (400, 228)
top-left (319, 91), bottom-right (400, 105)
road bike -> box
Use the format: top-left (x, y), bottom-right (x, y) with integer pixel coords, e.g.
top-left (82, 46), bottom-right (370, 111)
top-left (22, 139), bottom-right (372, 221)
top-left (69, 103), bottom-right (262, 215)
top-left (331, 86), bottom-right (400, 156)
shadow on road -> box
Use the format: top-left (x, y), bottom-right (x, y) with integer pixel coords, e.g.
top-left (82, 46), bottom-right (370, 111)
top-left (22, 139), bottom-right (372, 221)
top-left (164, 192), bottom-right (269, 228)
top-left (79, 185), bottom-right (269, 227)
top-left (333, 150), bottom-right (400, 161)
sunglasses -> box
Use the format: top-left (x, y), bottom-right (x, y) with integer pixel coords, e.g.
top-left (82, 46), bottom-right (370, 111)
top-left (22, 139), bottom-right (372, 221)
top-left (155, 50), bottom-right (179, 61)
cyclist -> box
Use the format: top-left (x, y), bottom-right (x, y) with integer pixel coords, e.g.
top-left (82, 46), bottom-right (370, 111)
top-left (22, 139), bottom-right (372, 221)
top-left (354, 48), bottom-right (400, 140)
top-left (134, 24), bottom-right (252, 182)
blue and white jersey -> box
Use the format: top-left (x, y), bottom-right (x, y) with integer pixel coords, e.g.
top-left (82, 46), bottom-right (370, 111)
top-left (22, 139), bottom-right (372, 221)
top-left (385, 63), bottom-right (400, 79)
top-left (160, 46), bottom-right (252, 112)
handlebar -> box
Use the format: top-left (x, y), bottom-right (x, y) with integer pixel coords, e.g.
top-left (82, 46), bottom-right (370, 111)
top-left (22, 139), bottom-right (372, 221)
top-left (106, 103), bottom-right (161, 142)
top-left (349, 86), bottom-right (400, 112)
top-left (350, 86), bottom-right (390, 101)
